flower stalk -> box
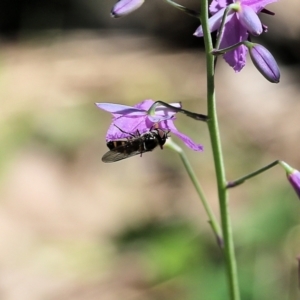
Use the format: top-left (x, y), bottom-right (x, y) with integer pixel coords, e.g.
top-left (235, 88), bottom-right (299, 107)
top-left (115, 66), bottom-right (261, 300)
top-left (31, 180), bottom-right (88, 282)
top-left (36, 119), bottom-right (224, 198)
top-left (165, 138), bottom-right (223, 247)
top-left (212, 41), bottom-right (245, 55)
top-left (163, 0), bottom-right (199, 17)
top-left (151, 101), bottom-right (209, 122)
top-left (215, 6), bottom-right (232, 50)
top-left (200, 0), bottom-right (240, 298)
top-left (227, 160), bottom-right (280, 188)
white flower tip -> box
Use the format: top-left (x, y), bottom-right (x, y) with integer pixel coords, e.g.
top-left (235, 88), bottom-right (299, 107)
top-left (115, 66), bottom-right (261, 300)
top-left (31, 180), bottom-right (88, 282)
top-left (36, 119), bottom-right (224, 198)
top-left (193, 26), bottom-right (203, 37)
top-left (111, 0), bottom-right (144, 18)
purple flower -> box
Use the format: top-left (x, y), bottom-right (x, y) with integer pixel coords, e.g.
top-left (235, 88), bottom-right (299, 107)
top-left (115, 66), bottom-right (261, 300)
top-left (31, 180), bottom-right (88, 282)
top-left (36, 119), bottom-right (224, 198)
top-left (96, 100), bottom-right (203, 151)
top-left (194, 0), bottom-right (276, 72)
top-left (247, 43), bottom-right (280, 83)
top-left (111, 0), bottom-right (144, 18)
top-left (287, 170), bottom-right (300, 200)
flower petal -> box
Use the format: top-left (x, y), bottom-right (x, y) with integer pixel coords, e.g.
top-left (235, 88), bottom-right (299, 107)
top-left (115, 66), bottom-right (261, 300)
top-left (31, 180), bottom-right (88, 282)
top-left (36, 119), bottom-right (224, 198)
top-left (210, 0), bottom-right (228, 15)
top-left (194, 8), bottom-right (228, 37)
top-left (133, 99), bottom-right (154, 110)
top-left (220, 14), bottom-right (248, 71)
top-left (138, 100), bottom-right (180, 122)
top-left (242, 0), bottom-right (277, 13)
top-left (159, 120), bottom-right (203, 152)
top-left (96, 103), bottom-right (146, 118)
top-left (148, 115), bottom-right (176, 123)
top-left (223, 45), bottom-right (248, 72)
top-left (111, 0), bottom-right (144, 18)
top-left (106, 115), bottom-right (148, 140)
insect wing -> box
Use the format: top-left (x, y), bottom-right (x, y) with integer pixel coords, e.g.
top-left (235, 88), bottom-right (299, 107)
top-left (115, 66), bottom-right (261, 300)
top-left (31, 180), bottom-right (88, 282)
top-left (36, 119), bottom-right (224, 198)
top-left (102, 148), bottom-right (142, 163)
top-left (102, 138), bottom-right (143, 163)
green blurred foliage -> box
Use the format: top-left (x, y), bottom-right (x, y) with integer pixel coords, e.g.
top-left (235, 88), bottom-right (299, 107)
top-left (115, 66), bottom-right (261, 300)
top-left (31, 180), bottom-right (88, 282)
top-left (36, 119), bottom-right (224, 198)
top-left (113, 193), bottom-right (299, 300)
top-left (0, 112), bottom-right (35, 180)
top-left (0, 104), bottom-right (101, 178)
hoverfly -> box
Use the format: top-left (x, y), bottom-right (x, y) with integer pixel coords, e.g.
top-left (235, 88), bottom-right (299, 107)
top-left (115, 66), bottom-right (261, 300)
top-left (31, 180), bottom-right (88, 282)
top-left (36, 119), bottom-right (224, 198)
top-left (102, 126), bottom-right (170, 163)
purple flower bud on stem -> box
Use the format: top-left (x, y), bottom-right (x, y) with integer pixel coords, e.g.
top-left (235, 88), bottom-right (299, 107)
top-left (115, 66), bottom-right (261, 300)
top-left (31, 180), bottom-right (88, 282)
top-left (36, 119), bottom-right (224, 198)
top-left (111, 0), bottom-right (144, 18)
top-left (237, 5), bottom-right (263, 36)
top-left (280, 161), bottom-right (300, 200)
top-left (246, 42), bottom-right (280, 83)
top-left (287, 170), bottom-right (300, 200)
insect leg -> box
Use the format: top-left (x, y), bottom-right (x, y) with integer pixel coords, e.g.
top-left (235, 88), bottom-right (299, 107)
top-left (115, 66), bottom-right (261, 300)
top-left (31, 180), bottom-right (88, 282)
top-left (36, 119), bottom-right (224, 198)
top-left (113, 124), bottom-right (139, 138)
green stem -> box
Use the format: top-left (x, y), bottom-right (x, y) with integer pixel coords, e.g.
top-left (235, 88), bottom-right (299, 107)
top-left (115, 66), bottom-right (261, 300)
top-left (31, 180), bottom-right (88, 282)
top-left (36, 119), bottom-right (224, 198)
top-left (213, 41), bottom-right (245, 55)
top-left (200, 0), bottom-right (240, 298)
top-left (163, 0), bottom-right (199, 17)
top-left (215, 6), bottom-right (232, 50)
top-left (227, 160), bottom-right (280, 188)
top-left (151, 100), bottom-right (209, 122)
top-left (278, 160), bottom-right (294, 173)
top-left (165, 139), bottom-right (223, 247)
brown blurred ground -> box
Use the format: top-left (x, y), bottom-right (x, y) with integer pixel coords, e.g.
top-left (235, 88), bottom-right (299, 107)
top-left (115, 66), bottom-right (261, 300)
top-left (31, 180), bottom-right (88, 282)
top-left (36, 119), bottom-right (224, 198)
top-left (0, 29), bottom-right (299, 300)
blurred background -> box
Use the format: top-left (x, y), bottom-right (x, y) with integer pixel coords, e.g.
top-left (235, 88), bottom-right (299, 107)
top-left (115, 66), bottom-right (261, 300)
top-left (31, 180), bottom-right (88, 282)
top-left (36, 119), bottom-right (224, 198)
top-left (0, 0), bottom-right (300, 299)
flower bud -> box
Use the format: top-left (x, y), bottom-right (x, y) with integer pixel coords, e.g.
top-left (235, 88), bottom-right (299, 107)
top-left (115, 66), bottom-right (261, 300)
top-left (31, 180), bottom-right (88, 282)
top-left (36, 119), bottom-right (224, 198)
top-left (111, 0), bottom-right (144, 18)
top-left (237, 5), bottom-right (263, 36)
top-left (287, 170), bottom-right (300, 200)
top-left (247, 43), bottom-right (280, 83)
top-left (280, 161), bottom-right (300, 200)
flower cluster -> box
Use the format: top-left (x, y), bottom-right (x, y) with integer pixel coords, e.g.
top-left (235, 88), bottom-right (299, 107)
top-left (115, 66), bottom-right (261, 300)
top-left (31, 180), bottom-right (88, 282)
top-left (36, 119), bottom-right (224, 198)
top-left (194, 0), bottom-right (279, 81)
top-left (111, 0), bottom-right (280, 83)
